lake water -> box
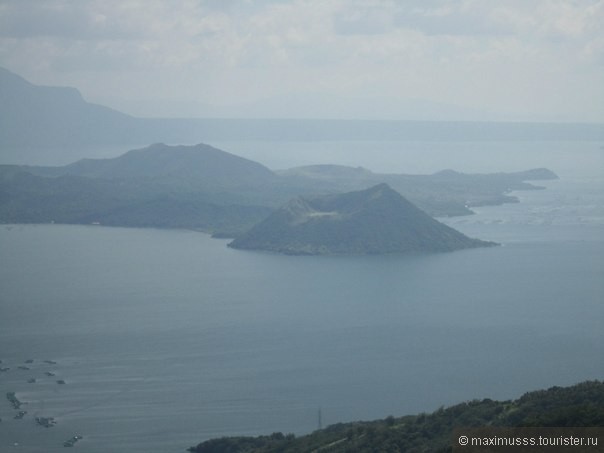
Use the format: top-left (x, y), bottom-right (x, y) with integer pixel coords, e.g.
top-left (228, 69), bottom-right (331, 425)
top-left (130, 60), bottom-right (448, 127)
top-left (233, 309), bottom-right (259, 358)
top-left (0, 140), bottom-right (603, 452)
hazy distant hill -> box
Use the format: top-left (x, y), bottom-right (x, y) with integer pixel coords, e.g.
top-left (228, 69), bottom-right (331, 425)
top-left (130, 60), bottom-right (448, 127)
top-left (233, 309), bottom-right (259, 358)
top-left (37, 142), bottom-right (277, 189)
top-left (1, 67), bottom-right (603, 160)
top-left (0, 143), bottom-right (278, 235)
top-left (279, 165), bottom-right (559, 217)
top-left (229, 184), bottom-right (495, 254)
top-left (0, 67), bottom-right (139, 146)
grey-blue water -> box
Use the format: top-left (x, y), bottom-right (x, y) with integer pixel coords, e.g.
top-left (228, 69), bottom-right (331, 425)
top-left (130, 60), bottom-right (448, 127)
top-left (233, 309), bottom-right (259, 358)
top-left (1, 140), bottom-right (603, 452)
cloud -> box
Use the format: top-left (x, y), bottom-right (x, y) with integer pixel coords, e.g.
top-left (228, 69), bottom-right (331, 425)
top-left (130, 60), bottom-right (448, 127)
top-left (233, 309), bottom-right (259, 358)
top-left (0, 1), bottom-right (142, 40)
top-left (393, 3), bottom-right (512, 37)
top-left (0, 0), bottom-right (602, 120)
top-left (333, 3), bottom-right (396, 35)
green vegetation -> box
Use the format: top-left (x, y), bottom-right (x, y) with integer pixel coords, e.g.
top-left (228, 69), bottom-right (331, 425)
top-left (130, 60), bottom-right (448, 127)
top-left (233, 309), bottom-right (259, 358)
top-left (189, 380), bottom-right (604, 453)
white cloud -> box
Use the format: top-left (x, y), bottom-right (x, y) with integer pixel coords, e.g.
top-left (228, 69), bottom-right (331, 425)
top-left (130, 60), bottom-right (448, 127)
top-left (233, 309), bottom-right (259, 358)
top-left (0, 0), bottom-right (602, 121)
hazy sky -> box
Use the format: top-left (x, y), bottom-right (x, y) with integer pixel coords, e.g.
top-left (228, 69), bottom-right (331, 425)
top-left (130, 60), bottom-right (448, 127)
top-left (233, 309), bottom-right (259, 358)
top-left (1, 0), bottom-right (603, 121)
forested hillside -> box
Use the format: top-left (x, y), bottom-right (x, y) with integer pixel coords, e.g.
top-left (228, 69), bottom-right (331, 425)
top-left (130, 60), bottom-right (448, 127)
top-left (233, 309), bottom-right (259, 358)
top-left (189, 380), bottom-right (604, 452)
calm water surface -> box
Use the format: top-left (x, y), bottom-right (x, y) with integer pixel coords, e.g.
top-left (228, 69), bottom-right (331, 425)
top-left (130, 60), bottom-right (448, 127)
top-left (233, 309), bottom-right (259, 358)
top-left (1, 142), bottom-right (603, 452)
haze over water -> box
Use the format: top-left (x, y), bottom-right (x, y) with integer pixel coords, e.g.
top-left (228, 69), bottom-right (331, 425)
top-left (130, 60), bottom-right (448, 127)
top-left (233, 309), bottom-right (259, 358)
top-left (0, 140), bottom-right (603, 452)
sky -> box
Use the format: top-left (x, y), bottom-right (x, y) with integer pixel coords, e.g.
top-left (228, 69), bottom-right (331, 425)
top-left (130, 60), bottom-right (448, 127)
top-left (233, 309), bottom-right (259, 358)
top-left (1, 0), bottom-right (603, 122)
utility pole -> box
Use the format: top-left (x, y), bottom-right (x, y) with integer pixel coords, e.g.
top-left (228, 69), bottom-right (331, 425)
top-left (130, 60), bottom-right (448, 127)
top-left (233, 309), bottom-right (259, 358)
top-left (318, 407), bottom-right (322, 430)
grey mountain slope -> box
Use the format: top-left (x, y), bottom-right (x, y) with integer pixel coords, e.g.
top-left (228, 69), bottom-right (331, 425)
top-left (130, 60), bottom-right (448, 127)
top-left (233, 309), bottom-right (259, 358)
top-left (50, 142), bottom-right (277, 189)
top-left (0, 143), bottom-right (279, 235)
top-left (229, 183), bottom-right (496, 255)
top-left (0, 67), bottom-right (137, 146)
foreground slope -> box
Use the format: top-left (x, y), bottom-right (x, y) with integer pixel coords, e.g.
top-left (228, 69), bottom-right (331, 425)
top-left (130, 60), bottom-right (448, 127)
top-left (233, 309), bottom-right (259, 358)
top-left (229, 183), bottom-right (495, 254)
top-left (189, 380), bottom-right (604, 453)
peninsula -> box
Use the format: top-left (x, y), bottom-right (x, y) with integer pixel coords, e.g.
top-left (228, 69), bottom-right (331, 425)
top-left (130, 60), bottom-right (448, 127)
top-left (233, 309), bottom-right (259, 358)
top-left (0, 143), bottom-right (558, 239)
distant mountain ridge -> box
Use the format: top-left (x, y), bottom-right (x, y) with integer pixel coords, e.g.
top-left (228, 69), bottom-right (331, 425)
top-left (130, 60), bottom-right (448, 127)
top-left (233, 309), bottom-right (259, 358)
top-left (229, 183), bottom-right (495, 255)
top-left (0, 67), bottom-right (137, 147)
top-left (1, 67), bottom-right (603, 160)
